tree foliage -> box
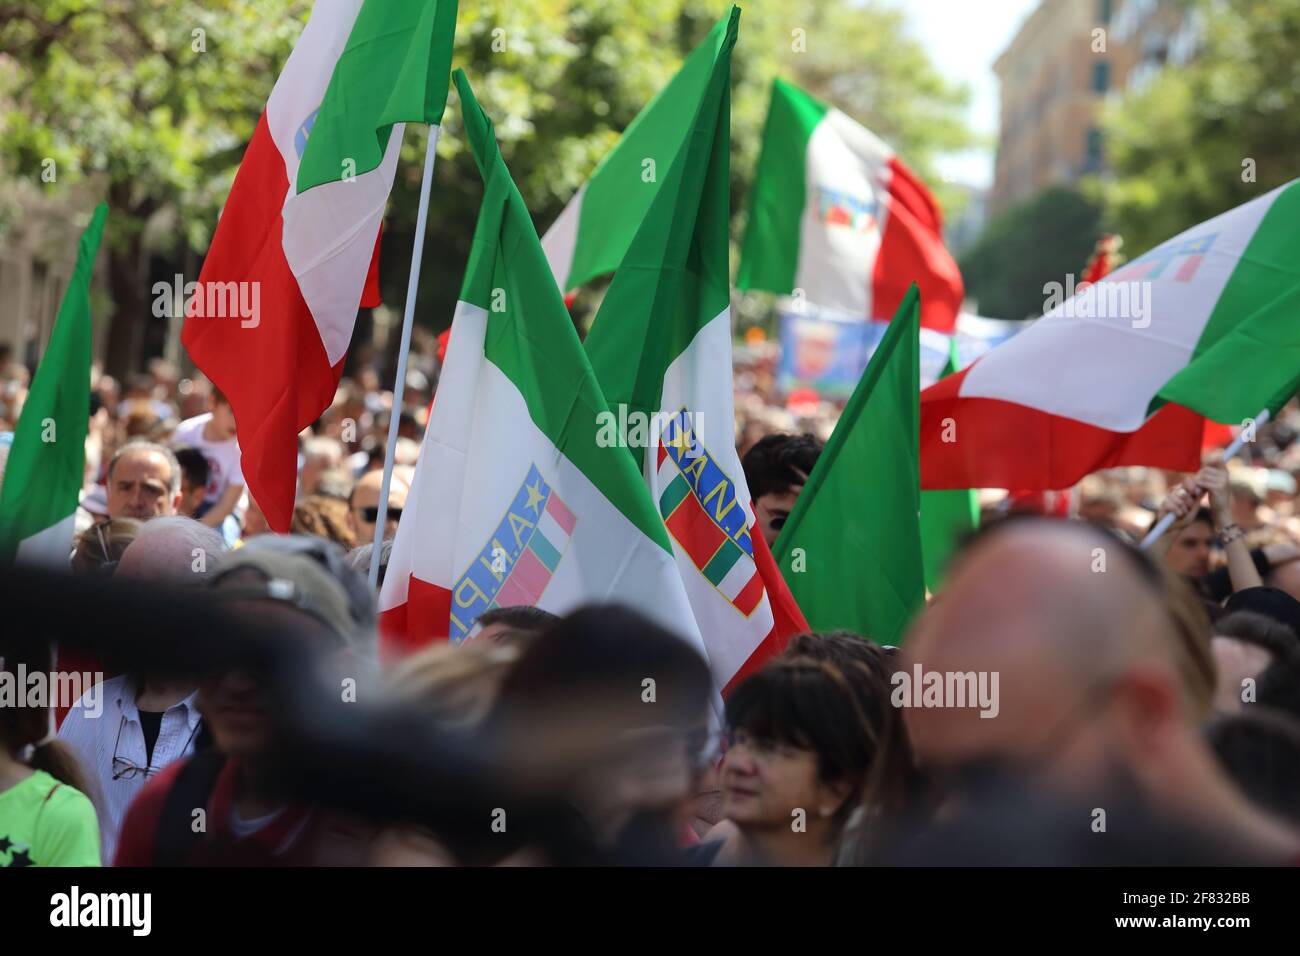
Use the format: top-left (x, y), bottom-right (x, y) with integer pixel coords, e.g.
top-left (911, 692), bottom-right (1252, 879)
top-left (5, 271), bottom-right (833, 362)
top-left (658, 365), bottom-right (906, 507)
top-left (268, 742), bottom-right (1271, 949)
top-left (959, 187), bottom-right (1104, 320)
top-left (1098, 0), bottom-right (1300, 256)
top-left (0, 0), bottom-right (973, 373)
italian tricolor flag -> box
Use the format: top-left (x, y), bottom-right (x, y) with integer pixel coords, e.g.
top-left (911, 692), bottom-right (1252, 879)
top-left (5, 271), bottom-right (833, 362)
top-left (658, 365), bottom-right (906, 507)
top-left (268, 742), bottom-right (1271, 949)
top-left (546, 8), bottom-right (808, 696)
top-left (379, 72), bottom-right (714, 710)
top-left (922, 179), bottom-right (1300, 490)
top-left (0, 204), bottom-right (106, 565)
top-left (737, 78), bottom-right (964, 335)
top-left (183, 0), bottom-right (457, 531)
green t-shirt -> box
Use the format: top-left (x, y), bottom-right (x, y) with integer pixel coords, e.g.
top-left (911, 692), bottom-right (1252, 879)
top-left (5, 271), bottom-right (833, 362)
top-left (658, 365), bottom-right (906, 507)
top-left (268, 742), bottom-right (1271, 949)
top-left (0, 769), bottom-right (101, 867)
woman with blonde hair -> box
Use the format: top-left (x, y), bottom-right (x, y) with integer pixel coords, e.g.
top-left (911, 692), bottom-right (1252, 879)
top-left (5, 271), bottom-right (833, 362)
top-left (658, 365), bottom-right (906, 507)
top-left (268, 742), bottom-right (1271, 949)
top-left (369, 641), bottom-right (522, 865)
top-left (71, 517), bottom-right (142, 576)
top-left (386, 641), bottom-right (522, 733)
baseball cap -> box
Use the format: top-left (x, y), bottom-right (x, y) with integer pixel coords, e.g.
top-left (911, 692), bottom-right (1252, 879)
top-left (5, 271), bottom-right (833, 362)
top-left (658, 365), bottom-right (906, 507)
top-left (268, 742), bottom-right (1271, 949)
top-left (240, 533), bottom-right (376, 633)
top-left (209, 548), bottom-right (357, 648)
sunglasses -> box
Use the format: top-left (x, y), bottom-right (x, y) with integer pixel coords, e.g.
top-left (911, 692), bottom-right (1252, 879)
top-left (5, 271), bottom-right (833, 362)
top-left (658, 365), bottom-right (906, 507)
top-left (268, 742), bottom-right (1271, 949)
top-left (361, 506), bottom-right (402, 523)
top-left (93, 520), bottom-right (120, 577)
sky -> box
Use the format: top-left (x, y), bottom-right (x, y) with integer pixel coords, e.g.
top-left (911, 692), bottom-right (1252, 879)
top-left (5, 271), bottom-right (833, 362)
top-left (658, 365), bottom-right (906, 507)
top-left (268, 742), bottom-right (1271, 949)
top-left (899, 0), bottom-right (1041, 189)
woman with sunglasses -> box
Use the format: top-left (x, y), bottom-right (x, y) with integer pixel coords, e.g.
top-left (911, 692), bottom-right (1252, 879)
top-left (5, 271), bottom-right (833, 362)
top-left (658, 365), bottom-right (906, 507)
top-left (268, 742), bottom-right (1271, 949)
top-left (71, 516), bottom-right (142, 576)
top-left (54, 518), bottom-right (143, 728)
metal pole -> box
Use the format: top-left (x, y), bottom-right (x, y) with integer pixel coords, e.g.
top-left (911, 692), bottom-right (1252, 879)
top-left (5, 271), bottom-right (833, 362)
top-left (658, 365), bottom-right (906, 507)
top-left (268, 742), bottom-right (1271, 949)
top-left (369, 126), bottom-right (441, 589)
top-left (1139, 407), bottom-right (1271, 550)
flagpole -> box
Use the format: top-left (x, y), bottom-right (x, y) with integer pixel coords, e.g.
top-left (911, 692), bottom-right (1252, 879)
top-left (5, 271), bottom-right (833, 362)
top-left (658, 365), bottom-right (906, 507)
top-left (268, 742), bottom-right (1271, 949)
top-left (369, 126), bottom-right (440, 589)
top-left (1138, 407), bottom-right (1270, 551)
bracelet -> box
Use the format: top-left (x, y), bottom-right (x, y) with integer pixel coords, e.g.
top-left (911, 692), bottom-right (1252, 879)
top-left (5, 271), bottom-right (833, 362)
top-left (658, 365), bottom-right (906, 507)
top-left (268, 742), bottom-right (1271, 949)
top-left (1219, 523), bottom-right (1244, 544)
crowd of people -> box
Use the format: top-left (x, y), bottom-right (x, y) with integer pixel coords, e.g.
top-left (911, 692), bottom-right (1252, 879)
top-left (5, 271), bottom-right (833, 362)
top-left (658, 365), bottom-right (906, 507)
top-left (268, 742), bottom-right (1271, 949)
top-left (2, 348), bottom-right (1300, 867)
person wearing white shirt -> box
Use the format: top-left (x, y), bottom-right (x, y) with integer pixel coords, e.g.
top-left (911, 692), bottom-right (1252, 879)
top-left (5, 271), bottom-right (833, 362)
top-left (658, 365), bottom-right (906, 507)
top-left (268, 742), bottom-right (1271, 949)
top-left (59, 673), bottom-right (203, 864)
top-left (58, 515), bottom-right (226, 863)
top-left (172, 389), bottom-right (246, 545)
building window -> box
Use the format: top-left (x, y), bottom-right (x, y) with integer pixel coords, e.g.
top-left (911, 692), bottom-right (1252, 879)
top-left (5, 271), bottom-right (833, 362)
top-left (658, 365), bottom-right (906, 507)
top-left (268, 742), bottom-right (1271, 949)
top-left (1092, 61), bottom-right (1110, 94)
top-left (1085, 127), bottom-right (1104, 173)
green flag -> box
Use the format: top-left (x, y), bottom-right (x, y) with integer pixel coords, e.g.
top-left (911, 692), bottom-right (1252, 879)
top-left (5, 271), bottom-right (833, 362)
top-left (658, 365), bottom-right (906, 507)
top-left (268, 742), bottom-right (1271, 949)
top-left (0, 203), bottom-right (106, 565)
top-left (919, 338), bottom-right (979, 592)
top-left (540, 9), bottom-right (741, 292)
top-left (296, 0), bottom-right (459, 193)
top-left (773, 284), bottom-right (925, 646)
top-left (582, 6), bottom-right (737, 472)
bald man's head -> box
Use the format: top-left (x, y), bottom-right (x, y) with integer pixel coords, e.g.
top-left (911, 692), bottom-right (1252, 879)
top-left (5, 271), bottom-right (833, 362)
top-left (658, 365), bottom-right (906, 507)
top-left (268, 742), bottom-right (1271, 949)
top-left (116, 516), bottom-right (227, 585)
top-left (903, 519), bottom-right (1191, 779)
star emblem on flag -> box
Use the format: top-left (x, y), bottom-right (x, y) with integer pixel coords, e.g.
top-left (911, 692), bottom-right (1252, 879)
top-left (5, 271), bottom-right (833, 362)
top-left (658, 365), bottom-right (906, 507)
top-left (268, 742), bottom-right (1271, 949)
top-left (523, 479), bottom-right (546, 513)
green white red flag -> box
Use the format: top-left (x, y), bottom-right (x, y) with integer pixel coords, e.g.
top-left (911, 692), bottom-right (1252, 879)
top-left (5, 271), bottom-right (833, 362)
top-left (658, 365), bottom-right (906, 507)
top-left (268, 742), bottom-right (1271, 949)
top-left (922, 180), bottom-right (1300, 490)
top-left (379, 72), bottom-right (716, 718)
top-left (183, 0), bottom-right (457, 531)
top-left (546, 8), bottom-right (808, 695)
top-left (737, 78), bottom-right (964, 335)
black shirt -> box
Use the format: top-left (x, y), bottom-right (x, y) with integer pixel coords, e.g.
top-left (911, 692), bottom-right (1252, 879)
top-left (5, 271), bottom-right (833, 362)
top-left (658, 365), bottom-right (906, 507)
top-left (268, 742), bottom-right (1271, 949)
top-left (138, 710), bottom-right (163, 768)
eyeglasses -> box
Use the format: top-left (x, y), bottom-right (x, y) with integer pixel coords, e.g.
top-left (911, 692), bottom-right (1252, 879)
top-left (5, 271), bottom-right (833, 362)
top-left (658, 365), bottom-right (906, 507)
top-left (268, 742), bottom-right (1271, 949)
top-left (720, 729), bottom-right (807, 762)
top-left (111, 712), bottom-right (202, 781)
top-left (361, 506), bottom-right (401, 523)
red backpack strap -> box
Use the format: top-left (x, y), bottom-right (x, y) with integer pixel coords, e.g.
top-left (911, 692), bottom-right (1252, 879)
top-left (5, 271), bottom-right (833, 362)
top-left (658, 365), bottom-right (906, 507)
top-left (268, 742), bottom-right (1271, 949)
top-left (153, 751), bottom-right (228, 867)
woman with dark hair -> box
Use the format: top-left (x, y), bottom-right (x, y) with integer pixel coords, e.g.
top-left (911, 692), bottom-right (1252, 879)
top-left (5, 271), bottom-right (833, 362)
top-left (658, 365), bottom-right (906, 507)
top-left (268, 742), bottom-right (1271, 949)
top-left (0, 641), bottom-right (101, 866)
top-left (698, 655), bottom-right (892, 866)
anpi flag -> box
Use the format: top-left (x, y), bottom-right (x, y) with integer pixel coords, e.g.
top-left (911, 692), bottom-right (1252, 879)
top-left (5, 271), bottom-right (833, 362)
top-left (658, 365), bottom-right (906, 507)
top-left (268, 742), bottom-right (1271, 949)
top-left (0, 204), bottom-right (106, 565)
top-left (774, 286), bottom-right (926, 646)
top-left (379, 73), bottom-right (714, 704)
top-left (921, 180), bottom-right (1300, 490)
top-left (561, 8), bottom-right (808, 695)
top-left (737, 79), bottom-right (963, 335)
top-left (183, 0), bottom-right (456, 531)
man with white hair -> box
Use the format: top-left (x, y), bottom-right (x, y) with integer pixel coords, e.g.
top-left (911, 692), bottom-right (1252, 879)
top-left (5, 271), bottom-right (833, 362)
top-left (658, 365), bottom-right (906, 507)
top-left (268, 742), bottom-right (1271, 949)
top-left (59, 517), bottom-right (226, 862)
top-left (299, 435), bottom-right (345, 499)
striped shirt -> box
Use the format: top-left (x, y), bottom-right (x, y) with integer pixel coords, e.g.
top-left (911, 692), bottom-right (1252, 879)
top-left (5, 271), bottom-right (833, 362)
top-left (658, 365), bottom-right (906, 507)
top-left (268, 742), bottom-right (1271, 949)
top-left (58, 675), bottom-right (201, 865)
